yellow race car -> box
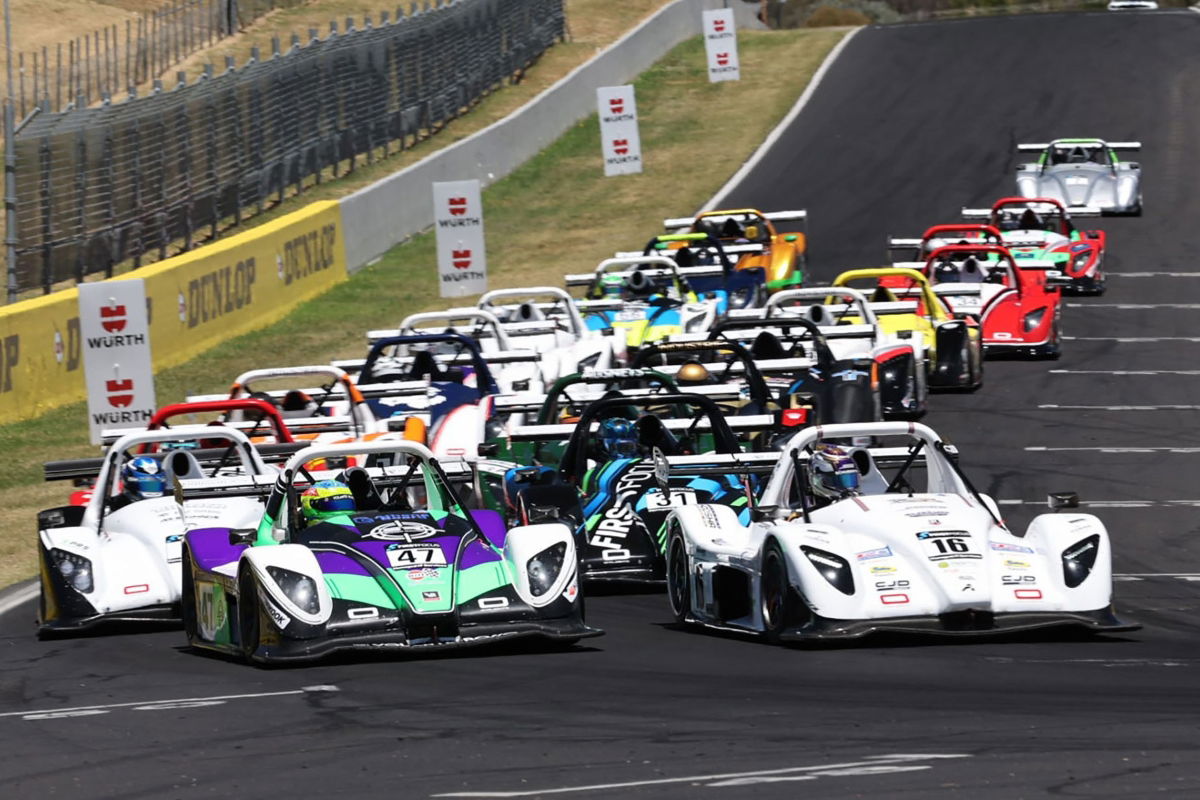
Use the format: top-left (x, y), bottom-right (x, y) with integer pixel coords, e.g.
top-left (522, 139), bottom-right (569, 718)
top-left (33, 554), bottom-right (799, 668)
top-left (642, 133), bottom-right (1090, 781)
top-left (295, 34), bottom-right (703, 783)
top-left (663, 208), bottom-right (807, 292)
top-left (831, 267), bottom-right (983, 391)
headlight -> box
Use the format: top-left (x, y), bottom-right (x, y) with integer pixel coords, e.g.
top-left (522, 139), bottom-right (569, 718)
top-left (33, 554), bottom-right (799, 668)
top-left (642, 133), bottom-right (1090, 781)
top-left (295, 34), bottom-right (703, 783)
top-left (527, 542), bottom-right (567, 597)
top-left (727, 286), bottom-right (755, 310)
top-left (576, 352), bottom-right (601, 372)
top-left (1070, 251), bottom-right (1091, 273)
top-left (1061, 534), bottom-right (1100, 588)
top-left (266, 566), bottom-right (320, 613)
top-left (51, 549), bottom-right (93, 593)
top-left (1023, 307), bottom-right (1047, 332)
top-left (800, 546), bottom-right (854, 595)
top-left (684, 314), bottom-right (709, 333)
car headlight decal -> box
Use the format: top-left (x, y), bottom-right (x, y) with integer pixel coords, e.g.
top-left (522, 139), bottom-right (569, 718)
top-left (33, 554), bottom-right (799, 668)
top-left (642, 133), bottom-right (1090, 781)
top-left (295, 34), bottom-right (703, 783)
top-left (1061, 534), bottom-right (1100, 588)
top-left (527, 542), bottom-right (567, 597)
top-left (266, 566), bottom-right (320, 613)
top-left (800, 545), bottom-right (854, 595)
top-left (1070, 251), bottom-right (1091, 274)
top-left (51, 549), bottom-right (93, 593)
top-left (1023, 307), bottom-right (1047, 333)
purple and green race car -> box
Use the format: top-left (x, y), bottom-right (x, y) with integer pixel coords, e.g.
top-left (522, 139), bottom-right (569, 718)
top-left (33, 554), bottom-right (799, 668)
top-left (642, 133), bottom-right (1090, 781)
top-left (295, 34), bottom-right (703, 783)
top-left (179, 440), bottom-right (598, 664)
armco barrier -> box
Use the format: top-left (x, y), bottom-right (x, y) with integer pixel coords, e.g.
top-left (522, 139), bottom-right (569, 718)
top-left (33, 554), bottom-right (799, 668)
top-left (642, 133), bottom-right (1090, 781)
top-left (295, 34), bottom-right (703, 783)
top-left (0, 201), bottom-right (347, 423)
top-left (340, 0), bottom-right (765, 271)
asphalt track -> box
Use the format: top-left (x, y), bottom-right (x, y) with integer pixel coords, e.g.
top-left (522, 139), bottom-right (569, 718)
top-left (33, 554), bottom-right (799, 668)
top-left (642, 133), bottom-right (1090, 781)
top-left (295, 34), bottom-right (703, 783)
top-left (4, 10), bottom-right (1200, 798)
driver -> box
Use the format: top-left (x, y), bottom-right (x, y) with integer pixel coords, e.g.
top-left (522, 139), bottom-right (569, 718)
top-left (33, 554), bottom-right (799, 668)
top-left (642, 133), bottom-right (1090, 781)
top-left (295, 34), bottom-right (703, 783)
top-left (111, 456), bottom-right (167, 511)
top-left (808, 443), bottom-right (860, 504)
top-left (934, 260), bottom-right (960, 284)
top-left (300, 480), bottom-right (357, 526)
top-left (597, 417), bottom-right (640, 459)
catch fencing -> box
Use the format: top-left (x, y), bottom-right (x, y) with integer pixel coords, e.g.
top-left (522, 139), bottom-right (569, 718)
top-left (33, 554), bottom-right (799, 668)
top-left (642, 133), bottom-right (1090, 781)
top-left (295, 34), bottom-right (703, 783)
top-left (14, 0), bottom-right (309, 120)
top-left (10, 0), bottom-right (565, 300)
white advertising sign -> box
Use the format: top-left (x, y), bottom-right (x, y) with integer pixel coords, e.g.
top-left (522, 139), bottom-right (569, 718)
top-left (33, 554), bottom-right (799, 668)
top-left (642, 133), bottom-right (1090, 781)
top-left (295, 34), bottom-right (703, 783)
top-left (78, 279), bottom-right (157, 444)
top-left (597, 85), bottom-right (643, 177)
top-left (432, 179), bottom-right (488, 298)
top-left (703, 8), bottom-right (740, 83)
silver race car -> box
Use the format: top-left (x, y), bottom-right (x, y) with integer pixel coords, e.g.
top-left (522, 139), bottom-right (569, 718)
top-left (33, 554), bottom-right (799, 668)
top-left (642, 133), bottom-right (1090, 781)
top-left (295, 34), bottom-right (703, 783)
top-left (1015, 138), bottom-right (1142, 215)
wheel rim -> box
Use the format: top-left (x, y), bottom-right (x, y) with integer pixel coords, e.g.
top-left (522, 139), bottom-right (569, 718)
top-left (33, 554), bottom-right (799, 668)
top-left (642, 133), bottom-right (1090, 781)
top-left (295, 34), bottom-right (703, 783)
top-left (761, 551), bottom-right (785, 630)
top-left (668, 537), bottom-right (688, 617)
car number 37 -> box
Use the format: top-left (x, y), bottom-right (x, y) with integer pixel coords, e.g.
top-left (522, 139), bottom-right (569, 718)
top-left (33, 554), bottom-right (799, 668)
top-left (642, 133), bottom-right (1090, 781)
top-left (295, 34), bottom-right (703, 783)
top-left (644, 489), bottom-right (698, 510)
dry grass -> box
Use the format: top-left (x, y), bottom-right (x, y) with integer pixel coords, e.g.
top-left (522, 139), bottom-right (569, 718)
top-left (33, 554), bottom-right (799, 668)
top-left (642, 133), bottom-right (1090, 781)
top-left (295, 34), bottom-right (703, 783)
top-left (0, 26), bottom-right (848, 590)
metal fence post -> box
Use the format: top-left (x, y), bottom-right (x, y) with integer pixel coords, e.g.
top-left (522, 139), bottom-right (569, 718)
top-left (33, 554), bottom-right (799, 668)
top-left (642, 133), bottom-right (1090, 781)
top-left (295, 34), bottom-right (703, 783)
top-left (3, 100), bottom-right (17, 303)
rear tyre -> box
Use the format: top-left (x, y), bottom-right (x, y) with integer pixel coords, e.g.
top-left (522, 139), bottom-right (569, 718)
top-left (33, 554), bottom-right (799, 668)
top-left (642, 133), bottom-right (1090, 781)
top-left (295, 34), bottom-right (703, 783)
top-left (238, 569), bottom-right (261, 663)
top-left (667, 532), bottom-right (691, 624)
top-left (761, 540), bottom-right (804, 644)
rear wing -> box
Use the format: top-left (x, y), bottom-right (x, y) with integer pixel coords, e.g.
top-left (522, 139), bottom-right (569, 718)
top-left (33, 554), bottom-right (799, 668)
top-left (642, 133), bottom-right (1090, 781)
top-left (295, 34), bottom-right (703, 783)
top-left (962, 205), bottom-right (1103, 219)
top-left (649, 357), bottom-right (813, 377)
top-left (563, 263), bottom-right (724, 287)
top-left (490, 383), bottom-right (744, 414)
top-left (187, 379), bottom-right (434, 405)
top-left (367, 322), bottom-right (558, 343)
top-left (612, 243), bottom-right (765, 259)
top-left (662, 209), bottom-right (808, 230)
top-left (332, 349), bottom-right (542, 375)
top-left (506, 413), bottom-right (780, 443)
top-left (44, 442), bottom-right (307, 483)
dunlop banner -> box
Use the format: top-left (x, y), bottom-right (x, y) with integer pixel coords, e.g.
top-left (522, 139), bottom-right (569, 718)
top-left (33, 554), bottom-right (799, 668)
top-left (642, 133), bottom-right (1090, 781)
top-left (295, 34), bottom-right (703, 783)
top-left (0, 200), bottom-right (347, 423)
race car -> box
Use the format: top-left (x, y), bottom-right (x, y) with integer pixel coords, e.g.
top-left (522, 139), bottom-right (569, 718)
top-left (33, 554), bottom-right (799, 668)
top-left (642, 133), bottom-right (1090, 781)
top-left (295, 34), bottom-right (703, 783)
top-left (179, 440), bottom-right (598, 663)
top-left (663, 420), bottom-right (1140, 643)
top-left (961, 198), bottom-right (1107, 294)
top-left (1015, 138), bottom-right (1142, 215)
top-left (750, 286), bottom-right (929, 420)
top-left (831, 268), bottom-right (983, 391)
top-left (663, 208), bottom-right (808, 291)
top-left (474, 393), bottom-right (789, 583)
top-left (567, 255), bottom-right (723, 350)
top-left (892, 244), bottom-right (1066, 358)
top-left (37, 427), bottom-right (280, 636)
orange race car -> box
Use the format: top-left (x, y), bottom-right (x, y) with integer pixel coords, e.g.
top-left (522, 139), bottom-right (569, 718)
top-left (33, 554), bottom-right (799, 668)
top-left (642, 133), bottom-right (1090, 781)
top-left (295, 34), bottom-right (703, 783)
top-left (663, 208), bottom-right (808, 292)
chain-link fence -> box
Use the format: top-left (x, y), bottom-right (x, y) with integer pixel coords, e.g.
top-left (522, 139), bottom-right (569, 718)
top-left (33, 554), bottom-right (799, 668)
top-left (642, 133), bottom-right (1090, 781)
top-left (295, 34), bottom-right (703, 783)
top-left (9, 0), bottom-right (565, 299)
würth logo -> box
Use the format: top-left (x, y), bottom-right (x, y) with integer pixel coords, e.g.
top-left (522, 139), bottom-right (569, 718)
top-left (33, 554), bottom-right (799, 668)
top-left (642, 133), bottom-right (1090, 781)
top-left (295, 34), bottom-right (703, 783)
top-left (452, 249), bottom-right (472, 270)
top-left (713, 18), bottom-right (726, 32)
top-left (100, 303), bottom-right (127, 333)
top-left (106, 378), bottom-right (134, 408)
top-left (609, 97), bottom-right (624, 114)
top-left (613, 139), bottom-right (629, 155)
top-left (448, 197), bottom-right (468, 216)
top-left (716, 53), bottom-right (730, 66)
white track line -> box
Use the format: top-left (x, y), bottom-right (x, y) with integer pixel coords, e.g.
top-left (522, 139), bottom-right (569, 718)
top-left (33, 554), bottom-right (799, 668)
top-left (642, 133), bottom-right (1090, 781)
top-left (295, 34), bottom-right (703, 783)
top-left (703, 27), bottom-right (863, 210)
top-left (1109, 272), bottom-right (1200, 277)
top-left (433, 754), bottom-right (969, 798)
top-left (1065, 303), bottom-right (1200, 309)
top-left (997, 499), bottom-right (1200, 507)
top-left (1039, 404), bottom-right (1200, 410)
top-left (1050, 369), bottom-right (1200, 375)
top-left (0, 581), bottom-right (37, 618)
top-left (1064, 336), bottom-right (1200, 342)
top-left (2, 685), bottom-right (339, 720)
top-left (1025, 446), bottom-right (1200, 453)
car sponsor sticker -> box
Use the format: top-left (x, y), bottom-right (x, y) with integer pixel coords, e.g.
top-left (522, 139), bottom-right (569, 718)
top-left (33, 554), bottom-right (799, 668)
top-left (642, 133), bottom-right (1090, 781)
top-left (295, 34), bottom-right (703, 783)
top-left (870, 565), bottom-right (896, 575)
top-left (367, 520), bottom-right (440, 541)
top-left (265, 600), bottom-right (291, 629)
top-left (1004, 559), bottom-right (1031, 570)
top-left (405, 568), bottom-right (441, 582)
top-left (422, 591), bottom-right (440, 601)
top-left (615, 309), bottom-right (644, 322)
top-left (386, 543), bottom-right (447, 569)
top-left (991, 541), bottom-right (1034, 554)
top-left (855, 546), bottom-right (893, 561)
top-left (164, 534), bottom-right (183, 564)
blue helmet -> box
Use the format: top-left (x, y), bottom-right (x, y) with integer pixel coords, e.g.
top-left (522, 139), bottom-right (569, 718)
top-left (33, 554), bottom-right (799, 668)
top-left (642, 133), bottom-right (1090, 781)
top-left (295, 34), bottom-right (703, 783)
top-left (122, 456), bottom-right (166, 500)
top-left (599, 417), bottom-right (638, 459)
top-left (809, 443), bottom-right (860, 500)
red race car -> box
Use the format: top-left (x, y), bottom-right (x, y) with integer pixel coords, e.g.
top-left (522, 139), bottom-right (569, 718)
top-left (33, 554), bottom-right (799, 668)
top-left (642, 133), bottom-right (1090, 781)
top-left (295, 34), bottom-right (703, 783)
top-left (885, 243), bottom-right (1068, 359)
top-left (960, 197), bottom-right (1107, 294)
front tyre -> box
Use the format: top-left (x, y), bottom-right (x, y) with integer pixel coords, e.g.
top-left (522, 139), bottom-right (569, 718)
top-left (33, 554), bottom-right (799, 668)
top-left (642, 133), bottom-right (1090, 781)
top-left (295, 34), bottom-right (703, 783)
top-left (238, 569), bottom-right (262, 663)
top-left (761, 540), bottom-right (804, 644)
top-left (667, 532), bottom-right (691, 624)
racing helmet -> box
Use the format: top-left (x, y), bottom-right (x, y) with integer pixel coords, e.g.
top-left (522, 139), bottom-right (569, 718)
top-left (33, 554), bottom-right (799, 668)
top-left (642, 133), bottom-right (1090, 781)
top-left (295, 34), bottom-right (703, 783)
top-left (808, 443), bottom-right (860, 501)
top-left (300, 480), bottom-right (356, 522)
top-left (598, 417), bottom-right (639, 459)
top-left (676, 360), bottom-right (711, 386)
top-left (121, 456), bottom-right (166, 500)
top-left (280, 389), bottom-right (318, 419)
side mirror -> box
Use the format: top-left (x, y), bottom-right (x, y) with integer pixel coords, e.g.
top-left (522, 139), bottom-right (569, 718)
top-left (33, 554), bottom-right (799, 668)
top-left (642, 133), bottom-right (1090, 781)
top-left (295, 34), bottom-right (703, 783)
top-left (751, 505), bottom-right (778, 523)
top-left (229, 528), bottom-right (256, 546)
top-left (1047, 492), bottom-right (1080, 512)
top-left (784, 234), bottom-right (798, 242)
top-left (652, 447), bottom-right (671, 503)
top-left (477, 442), bottom-right (499, 458)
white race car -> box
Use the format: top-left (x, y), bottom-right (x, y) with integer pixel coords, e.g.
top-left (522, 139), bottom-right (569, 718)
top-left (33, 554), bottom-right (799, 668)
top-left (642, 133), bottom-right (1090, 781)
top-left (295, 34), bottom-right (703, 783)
top-left (37, 427), bottom-right (278, 636)
top-left (663, 421), bottom-right (1138, 643)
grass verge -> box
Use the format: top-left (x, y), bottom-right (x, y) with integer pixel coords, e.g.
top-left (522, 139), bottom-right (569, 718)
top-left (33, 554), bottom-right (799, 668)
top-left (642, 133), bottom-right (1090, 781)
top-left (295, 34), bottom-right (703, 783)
top-left (0, 25), bottom-right (849, 589)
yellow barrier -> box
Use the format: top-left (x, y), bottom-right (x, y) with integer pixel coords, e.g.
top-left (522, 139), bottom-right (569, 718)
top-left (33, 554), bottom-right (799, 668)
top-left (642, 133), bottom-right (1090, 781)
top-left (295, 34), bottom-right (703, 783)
top-left (0, 201), bottom-right (347, 422)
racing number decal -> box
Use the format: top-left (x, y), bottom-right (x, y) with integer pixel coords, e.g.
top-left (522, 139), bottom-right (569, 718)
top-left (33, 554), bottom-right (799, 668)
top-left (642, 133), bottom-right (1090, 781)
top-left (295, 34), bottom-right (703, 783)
top-left (929, 537), bottom-right (969, 554)
top-left (643, 488), bottom-right (698, 510)
top-left (386, 543), bottom-right (447, 569)
top-left (915, 531), bottom-right (980, 561)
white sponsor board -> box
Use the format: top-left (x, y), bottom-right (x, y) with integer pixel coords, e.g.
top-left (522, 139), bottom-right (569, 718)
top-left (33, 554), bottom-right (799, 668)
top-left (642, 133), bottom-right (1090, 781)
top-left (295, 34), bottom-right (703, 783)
top-left (432, 180), bottom-right (488, 298)
top-left (597, 85), bottom-right (643, 177)
top-left (79, 280), bottom-right (157, 444)
top-left (703, 8), bottom-right (740, 83)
